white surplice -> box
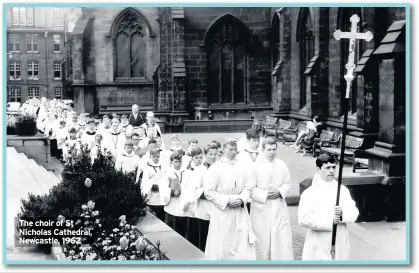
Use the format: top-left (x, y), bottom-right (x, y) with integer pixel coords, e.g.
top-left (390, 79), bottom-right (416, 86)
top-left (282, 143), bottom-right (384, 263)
top-left (298, 175), bottom-right (359, 260)
top-left (204, 157), bottom-right (256, 260)
top-left (160, 167), bottom-right (187, 217)
top-left (249, 157), bottom-right (294, 260)
top-left (140, 159), bottom-right (167, 206)
top-left (102, 131), bottom-right (126, 159)
top-left (115, 151), bottom-right (141, 174)
top-left (182, 163), bottom-right (212, 220)
top-left (80, 130), bottom-right (96, 150)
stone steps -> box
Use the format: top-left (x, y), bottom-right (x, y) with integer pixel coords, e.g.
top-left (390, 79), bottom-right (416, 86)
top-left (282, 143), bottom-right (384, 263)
top-left (6, 147), bottom-right (58, 260)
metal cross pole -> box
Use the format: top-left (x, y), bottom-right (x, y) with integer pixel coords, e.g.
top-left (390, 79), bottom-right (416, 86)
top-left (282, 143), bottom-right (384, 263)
top-left (331, 14), bottom-right (373, 255)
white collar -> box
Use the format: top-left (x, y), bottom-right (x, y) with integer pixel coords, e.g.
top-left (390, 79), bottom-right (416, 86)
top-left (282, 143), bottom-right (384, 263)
top-left (312, 173), bottom-right (337, 188)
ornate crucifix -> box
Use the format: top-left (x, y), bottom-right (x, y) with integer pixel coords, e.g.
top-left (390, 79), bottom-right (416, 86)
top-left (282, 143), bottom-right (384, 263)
top-left (333, 14), bottom-right (373, 98)
top-left (330, 14), bottom-right (373, 257)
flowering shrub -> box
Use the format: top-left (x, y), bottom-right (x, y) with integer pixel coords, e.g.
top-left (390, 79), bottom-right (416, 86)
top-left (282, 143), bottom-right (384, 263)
top-left (16, 108), bottom-right (37, 123)
top-left (6, 113), bottom-right (18, 128)
top-left (19, 149), bottom-right (147, 245)
top-left (63, 202), bottom-right (161, 261)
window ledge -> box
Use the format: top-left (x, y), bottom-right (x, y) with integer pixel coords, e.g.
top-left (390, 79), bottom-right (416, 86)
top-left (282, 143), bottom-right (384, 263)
top-left (114, 77), bottom-right (150, 84)
top-left (53, 51), bottom-right (61, 54)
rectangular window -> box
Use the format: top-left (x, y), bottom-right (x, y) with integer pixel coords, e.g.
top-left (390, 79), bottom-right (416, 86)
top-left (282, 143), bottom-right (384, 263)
top-left (9, 61), bottom-right (21, 80)
top-left (26, 8), bottom-right (34, 26)
top-left (19, 8), bottom-right (26, 26)
top-left (53, 34), bottom-right (61, 52)
top-left (52, 8), bottom-right (64, 27)
top-left (26, 34), bottom-right (38, 52)
top-left (54, 61), bottom-right (61, 79)
top-left (11, 7), bottom-right (34, 26)
top-left (28, 87), bottom-right (40, 98)
top-left (28, 61), bottom-right (39, 80)
top-left (8, 34), bottom-right (20, 52)
top-left (12, 8), bottom-right (19, 25)
top-left (9, 88), bottom-right (22, 102)
top-left (54, 87), bottom-right (62, 99)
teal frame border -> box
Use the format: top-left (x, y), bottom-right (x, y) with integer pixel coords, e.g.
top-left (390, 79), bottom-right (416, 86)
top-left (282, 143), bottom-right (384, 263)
top-left (3, 2), bottom-right (411, 266)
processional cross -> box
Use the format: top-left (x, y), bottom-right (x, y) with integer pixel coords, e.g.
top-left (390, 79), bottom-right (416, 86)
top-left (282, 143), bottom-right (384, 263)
top-left (330, 14), bottom-right (373, 258)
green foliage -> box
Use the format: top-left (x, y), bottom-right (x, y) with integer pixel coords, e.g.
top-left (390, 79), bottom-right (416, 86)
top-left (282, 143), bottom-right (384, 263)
top-left (18, 146), bottom-right (147, 246)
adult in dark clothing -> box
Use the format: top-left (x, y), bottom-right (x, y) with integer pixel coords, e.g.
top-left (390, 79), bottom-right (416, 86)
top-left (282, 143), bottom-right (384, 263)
top-left (128, 104), bottom-right (145, 127)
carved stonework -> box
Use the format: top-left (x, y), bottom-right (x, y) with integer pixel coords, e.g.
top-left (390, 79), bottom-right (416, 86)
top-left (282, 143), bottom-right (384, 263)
top-left (364, 91), bottom-right (373, 124)
top-left (115, 14), bottom-right (145, 37)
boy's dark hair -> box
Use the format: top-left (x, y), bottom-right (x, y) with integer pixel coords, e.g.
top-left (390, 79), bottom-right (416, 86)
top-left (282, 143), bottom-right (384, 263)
top-left (69, 127), bottom-right (77, 134)
top-left (131, 133), bottom-right (140, 138)
top-left (251, 121), bottom-right (263, 134)
top-left (209, 141), bottom-right (221, 149)
top-left (204, 144), bottom-right (218, 155)
top-left (170, 151), bottom-right (183, 162)
top-left (245, 129), bottom-right (260, 140)
top-left (188, 138), bottom-right (198, 144)
top-left (178, 149), bottom-right (186, 157)
top-left (316, 153), bottom-right (336, 168)
top-left (148, 138), bottom-right (157, 146)
top-left (190, 147), bottom-right (203, 157)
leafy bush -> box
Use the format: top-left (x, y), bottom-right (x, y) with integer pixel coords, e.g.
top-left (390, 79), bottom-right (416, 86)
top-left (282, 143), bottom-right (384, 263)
top-left (18, 146), bottom-right (147, 247)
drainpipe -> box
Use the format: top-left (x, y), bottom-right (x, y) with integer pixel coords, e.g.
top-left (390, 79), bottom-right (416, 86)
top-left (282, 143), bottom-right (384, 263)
top-left (45, 10), bottom-right (48, 98)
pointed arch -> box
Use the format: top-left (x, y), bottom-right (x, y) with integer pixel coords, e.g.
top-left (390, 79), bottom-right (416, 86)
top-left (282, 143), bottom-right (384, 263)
top-left (204, 14), bottom-right (250, 104)
top-left (110, 8), bottom-right (153, 38)
top-left (271, 11), bottom-right (281, 69)
top-left (203, 13), bottom-right (251, 49)
top-left (296, 8), bottom-right (315, 109)
top-left (111, 8), bottom-right (152, 81)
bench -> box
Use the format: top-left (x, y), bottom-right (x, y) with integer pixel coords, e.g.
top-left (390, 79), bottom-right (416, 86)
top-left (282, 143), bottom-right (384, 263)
top-left (262, 116), bottom-right (279, 137)
top-left (275, 119), bottom-right (293, 140)
top-left (280, 122), bottom-right (307, 144)
top-left (312, 130), bottom-right (335, 157)
top-left (320, 134), bottom-right (369, 172)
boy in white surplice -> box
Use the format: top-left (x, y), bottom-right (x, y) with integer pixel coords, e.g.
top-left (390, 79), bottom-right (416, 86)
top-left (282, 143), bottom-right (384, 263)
top-left (115, 140), bottom-right (141, 174)
top-left (139, 148), bottom-right (167, 222)
top-left (298, 153), bottom-right (359, 260)
top-left (160, 151), bottom-right (187, 237)
top-left (249, 137), bottom-right (294, 260)
top-left (236, 129), bottom-right (262, 212)
top-left (204, 139), bottom-right (256, 260)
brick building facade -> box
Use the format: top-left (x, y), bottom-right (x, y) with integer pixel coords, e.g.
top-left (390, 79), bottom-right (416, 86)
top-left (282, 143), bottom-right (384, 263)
top-left (6, 7), bottom-right (70, 102)
top-left (63, 7), bottom-right (406, 178)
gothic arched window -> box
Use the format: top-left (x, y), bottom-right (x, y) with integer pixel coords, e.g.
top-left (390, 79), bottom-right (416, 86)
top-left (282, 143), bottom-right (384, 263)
top-left (205, 15), bottom-right (249, 104)
top-left (297, 8), bottom-right (315, 109)
top-left (338, 8), bottom-right (363, 115)
top-left (113, 9), bottom-right (147, 81)
top-left (271, 14), bottom-right (280, 69)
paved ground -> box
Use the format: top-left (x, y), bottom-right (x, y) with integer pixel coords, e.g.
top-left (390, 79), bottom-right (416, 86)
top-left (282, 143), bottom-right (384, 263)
top-left (8, 132), bottom-right (406, 261)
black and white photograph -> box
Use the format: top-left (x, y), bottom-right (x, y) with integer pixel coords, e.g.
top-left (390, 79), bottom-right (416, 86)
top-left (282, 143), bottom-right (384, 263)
top-left (4, 3), bottom-right (408, 264)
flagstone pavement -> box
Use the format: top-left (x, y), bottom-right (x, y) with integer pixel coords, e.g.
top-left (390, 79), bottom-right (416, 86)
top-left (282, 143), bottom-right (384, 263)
top-left (8, 132), bottom-right (406, 261)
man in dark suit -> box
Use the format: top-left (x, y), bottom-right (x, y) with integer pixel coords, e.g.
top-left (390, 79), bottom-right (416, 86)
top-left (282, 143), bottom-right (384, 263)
top-left (128, 104), bottom-right (145, 127)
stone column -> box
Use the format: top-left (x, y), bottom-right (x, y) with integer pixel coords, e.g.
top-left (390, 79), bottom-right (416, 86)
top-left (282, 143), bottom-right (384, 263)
top-left (167, 8), bottom-right (189, 131)
top-left (366, 20), bottom-right (406, 178)
top-left (271, 8), bottom-right (291, 118)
